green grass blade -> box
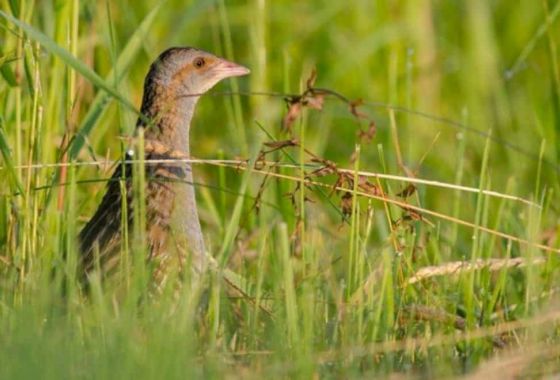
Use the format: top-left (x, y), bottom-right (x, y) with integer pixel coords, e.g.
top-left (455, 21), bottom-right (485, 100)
top-left (216, 151), bottom-right (258, 266)
top-left (0, 10), bottom-right (139, 115)
top-left (0, 117), bottom-right (24, 195)
top-left (67, 2), bottom-right (163, 160)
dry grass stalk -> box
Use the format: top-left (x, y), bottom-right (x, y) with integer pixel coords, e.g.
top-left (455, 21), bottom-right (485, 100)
top-left (406, 257), bottom-right (547, 285)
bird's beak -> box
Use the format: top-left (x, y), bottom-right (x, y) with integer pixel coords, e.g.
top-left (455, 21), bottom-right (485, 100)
top-left (214, 58), bottom-right (250, 78)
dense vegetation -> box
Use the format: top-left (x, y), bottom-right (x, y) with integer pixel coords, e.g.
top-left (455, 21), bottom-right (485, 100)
top-left (1, 0), bottom-right (559, 378)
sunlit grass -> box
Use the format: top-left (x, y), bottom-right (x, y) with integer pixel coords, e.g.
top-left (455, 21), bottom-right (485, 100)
top-left (1, 0), bottom-right (560, 378)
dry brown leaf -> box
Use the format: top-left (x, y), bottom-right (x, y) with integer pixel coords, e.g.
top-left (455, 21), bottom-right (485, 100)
top-left (305, 92), bottom-right (324, 110)
top-left (358, 176), bottom-right (381, 196)
top-left (357, 121), bottom-right (377, 143)
top-left (283, 101), bottom-right (302, 132)
top-left (263, 139), bottom-right (299, 150)
top-left (306, 68), bottom-right (317, 89)
top-left (340, 192), bottom-right (353, 218)
top-left (348, 99), bottom-right (367, 119)
top-left (397, 183), bottom-right (417, 198)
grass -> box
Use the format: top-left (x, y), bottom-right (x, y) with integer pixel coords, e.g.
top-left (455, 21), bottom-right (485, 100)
top-left (1, 0), bottom-right (560, 378)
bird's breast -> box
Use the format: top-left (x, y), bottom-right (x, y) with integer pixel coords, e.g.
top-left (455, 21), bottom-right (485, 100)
top-left (145, 161), bottom-right (204, 263)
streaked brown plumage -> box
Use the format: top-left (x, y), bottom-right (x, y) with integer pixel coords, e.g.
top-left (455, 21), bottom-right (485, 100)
top-left (79, 47), bottom-right (249, 286)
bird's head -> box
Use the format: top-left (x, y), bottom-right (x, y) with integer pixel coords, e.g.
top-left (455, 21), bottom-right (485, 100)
top-left (145, 47), bottom-right (250, 99)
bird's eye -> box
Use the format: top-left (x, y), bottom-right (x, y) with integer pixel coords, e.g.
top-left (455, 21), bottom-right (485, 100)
top-left (193, 57), bottom-right (206, 69)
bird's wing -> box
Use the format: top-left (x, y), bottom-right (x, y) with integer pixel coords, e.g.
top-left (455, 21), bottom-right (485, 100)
top-left (78, 161), bottom-right (133, 277)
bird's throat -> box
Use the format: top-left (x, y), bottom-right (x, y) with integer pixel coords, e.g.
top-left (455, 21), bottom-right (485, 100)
top-left (141, 96), bottom-right (198, 153)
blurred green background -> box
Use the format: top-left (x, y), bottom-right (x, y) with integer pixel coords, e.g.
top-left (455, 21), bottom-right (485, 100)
top-left (1, 0), bottom-right (560, 378)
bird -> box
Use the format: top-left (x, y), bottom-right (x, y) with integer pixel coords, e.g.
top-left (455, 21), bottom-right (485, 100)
top-left (78, 47), bottom-right (250, 288)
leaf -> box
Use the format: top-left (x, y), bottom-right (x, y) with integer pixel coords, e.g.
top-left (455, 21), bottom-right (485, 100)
top-left (0, 65), bottom-right (17, 87)
top-left (217, 148), bottom-right (260, 266)
top-left (348, 99), bottom-right (367, 119)
top-left (305, 68), bottom-right (317, 89)
top-left (397, 184), bottom-right (416, 198)
top-left (282, 101), bottom-right (302, 132)
top-left (305, 92), bottom-right (324, 110)
top-left (308, 157), bottom-right (337, 177)
top-left (340, 192), bottom-right (353, 219)
top-left (309, 165), bottom-right (336, 177)
top-left (357, 121), bottom-right (377, 143)
top-left (263, 139), bottom-right (298, 150)
top-left (0, 117), bottom-right (24, 195)
top-left (358, 176), bottom-right (381, 196)
top-left (402, 208), bottom-right (423, 222)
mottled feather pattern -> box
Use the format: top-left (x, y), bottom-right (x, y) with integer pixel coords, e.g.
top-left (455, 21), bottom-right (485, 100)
top-left (78, 151), bottom-right (189, 281)
top-left (78, 160), bottom-right (132, 276)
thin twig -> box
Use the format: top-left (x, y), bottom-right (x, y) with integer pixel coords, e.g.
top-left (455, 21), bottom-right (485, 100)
top-left (1, 158), bottom-right (539, 207)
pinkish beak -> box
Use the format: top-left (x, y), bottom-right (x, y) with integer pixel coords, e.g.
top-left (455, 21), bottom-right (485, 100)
top-left (215, 58), bottom-right (250, 78)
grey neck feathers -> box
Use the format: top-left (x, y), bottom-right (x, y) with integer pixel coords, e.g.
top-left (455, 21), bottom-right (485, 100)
top-left (137, 87), bottom-right (199, 152)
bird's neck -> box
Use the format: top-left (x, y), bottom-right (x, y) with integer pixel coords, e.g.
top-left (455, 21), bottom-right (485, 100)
top-left (136, 93), bottom-right (207, 272)
top-left (138, 95), bottom-right (199, 154)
